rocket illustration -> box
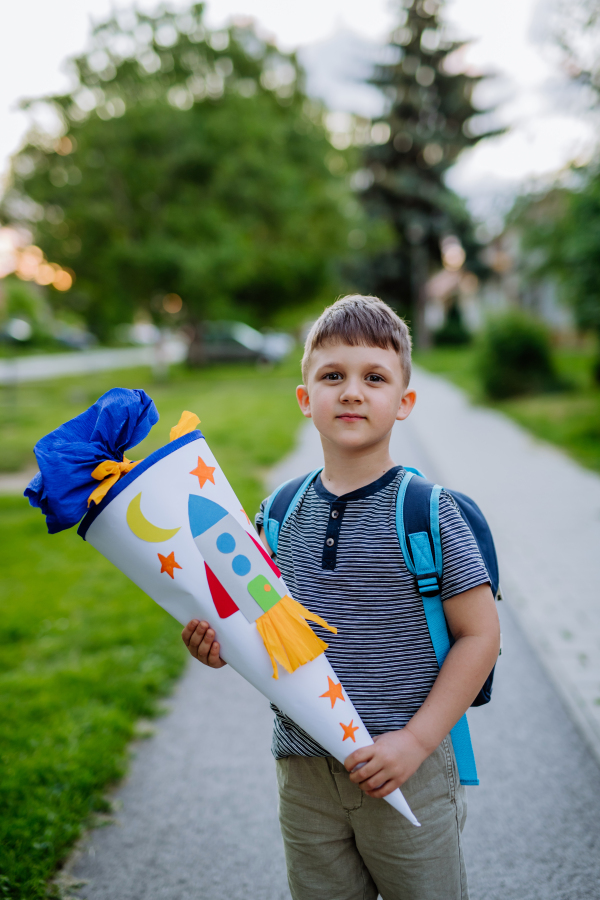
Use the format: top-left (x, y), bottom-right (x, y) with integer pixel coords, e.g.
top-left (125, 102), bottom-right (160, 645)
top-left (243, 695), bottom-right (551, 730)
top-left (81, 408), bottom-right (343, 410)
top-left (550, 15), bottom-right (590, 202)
top-left (189, 494), bottom-right (284, 623)
top-left (32, 398), bottom-right (420, 828)
top-left (188, 493), bottom-right (339, 681)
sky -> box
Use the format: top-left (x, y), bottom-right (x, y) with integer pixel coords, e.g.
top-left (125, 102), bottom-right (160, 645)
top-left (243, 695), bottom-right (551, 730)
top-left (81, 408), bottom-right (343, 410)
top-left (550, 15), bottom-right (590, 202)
top-left (0, 0), bottom-right (595, 225)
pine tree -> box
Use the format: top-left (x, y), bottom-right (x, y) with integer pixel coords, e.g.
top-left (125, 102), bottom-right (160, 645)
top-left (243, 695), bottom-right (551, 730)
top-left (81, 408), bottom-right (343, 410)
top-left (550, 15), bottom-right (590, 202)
top-left (357, 0), bottom-right (501, 346)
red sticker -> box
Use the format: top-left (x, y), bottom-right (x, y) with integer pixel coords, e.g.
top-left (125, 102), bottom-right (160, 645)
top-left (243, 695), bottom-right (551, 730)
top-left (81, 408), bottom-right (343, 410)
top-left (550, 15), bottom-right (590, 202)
top-left (205, 563), bottom-right (239, 618)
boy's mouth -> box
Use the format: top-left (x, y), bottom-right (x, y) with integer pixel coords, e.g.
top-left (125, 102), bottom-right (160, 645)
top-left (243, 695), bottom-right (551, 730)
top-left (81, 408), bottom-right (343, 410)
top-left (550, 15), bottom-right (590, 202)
top-left (337, 414), bottom-right (366, 422)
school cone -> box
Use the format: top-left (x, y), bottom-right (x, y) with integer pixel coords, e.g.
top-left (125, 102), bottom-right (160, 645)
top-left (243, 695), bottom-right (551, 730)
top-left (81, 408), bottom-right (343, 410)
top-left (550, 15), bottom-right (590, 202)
top-left (34, 400), bottom-right (420, 828)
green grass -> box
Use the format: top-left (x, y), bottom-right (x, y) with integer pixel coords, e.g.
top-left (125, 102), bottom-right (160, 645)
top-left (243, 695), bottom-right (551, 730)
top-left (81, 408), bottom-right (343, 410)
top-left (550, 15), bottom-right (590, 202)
top-left (415, 345), bottom-right (600, 474)
top-left (0, 357), bottom-right (301, 482)
top-left (413, 346), bottom-right (480, 396)
top-left (0, 356), bottom-right (304, 899)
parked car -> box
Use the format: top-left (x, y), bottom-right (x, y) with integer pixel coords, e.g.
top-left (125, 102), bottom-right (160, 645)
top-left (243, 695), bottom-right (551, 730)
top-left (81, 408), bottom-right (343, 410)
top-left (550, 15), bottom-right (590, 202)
top-left (202, 321), bottom-right (294, 363)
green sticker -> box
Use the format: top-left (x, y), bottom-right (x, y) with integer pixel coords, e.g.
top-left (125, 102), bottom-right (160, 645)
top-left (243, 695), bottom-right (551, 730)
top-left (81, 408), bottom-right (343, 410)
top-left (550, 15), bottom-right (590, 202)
top-left (248, 574), bottom-right (281, 612)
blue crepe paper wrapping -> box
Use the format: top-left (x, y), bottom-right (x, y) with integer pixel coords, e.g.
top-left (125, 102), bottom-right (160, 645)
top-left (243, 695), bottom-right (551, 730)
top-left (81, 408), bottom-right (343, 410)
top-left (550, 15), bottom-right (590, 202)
top-left (24, 387), bottom-right (159, 534)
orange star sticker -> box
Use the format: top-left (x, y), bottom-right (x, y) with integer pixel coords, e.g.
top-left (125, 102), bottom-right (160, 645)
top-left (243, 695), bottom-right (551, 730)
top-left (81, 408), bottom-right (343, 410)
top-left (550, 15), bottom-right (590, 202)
top-left (340, 719), bottom-right (359, 742)
top-left (320, 676), bottom-right (345, 709)
top-left (190, 456), bottom-right (216, 488)
top-left (158, 551), bottom-right (182, 579)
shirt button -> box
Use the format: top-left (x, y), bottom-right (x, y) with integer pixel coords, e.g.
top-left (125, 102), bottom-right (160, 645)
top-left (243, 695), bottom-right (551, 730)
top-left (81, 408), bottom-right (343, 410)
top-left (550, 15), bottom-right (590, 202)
top-left (331, 509), bottom-right (339, 519)
top-left (326, 537), bottom-right (335, 547)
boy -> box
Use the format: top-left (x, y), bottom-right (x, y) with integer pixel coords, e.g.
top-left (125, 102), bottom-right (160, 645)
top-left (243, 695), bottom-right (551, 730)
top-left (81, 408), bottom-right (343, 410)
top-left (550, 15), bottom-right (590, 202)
top-left (182, 295), bottom-right (500, 900)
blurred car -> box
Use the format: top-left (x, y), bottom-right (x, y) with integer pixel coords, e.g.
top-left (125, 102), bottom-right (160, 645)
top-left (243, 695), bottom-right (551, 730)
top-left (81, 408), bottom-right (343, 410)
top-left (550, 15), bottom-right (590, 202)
top-left (202, 321), bottom-right (294, 363)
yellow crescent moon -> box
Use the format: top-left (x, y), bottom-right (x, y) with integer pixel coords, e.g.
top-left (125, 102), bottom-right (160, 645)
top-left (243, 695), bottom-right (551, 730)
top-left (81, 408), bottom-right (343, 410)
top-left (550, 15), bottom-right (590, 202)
top-left (126, 493), bottom-right (181, 543)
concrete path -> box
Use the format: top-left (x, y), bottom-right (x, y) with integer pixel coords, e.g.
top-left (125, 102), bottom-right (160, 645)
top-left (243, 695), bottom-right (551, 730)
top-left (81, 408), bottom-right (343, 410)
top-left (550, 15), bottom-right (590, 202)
top-left (68, 664), bottom-right (289, 900)
top-left (405, 369), bottom-right (600, 765)
top-left (68, 367), bottom-right (600, 899)
top-left (0, 467), bottom-right (37, 496)
top-left (0, 339), bottom-right (185, 385)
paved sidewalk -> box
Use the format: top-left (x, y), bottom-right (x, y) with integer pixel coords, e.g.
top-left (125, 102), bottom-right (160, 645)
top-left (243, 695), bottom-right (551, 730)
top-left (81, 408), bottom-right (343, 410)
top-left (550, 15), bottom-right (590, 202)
top-left (406, 369), bottom-right (600, 765)
top-left (69, 663), bottom-right (290, 900)
top-left (0, 467), bottom-right (37, 496)
top-left (0, 339), bottom-right (186, 385)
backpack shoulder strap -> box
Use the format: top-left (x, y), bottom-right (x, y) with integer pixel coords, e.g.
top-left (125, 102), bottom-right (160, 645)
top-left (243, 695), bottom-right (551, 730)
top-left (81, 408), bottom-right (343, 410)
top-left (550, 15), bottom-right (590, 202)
top-left (396, 471), bottom-right (443, 593)
top-left (395, 470), bottom-right (479, 787)
top-left (262, 467), bottom-right (322, 555)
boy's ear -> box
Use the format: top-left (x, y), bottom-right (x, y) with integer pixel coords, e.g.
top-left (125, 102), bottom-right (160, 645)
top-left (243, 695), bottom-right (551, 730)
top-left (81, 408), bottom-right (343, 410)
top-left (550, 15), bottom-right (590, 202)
top-left (296, 385), bottom-right (312, 418)
top-left (396, 388), bottom-right (417, 422)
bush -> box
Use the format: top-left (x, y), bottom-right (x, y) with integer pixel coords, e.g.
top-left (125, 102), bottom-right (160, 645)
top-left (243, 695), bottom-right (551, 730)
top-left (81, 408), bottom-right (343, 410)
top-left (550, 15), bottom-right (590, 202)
top-left (477, 310), bottom-right (559, 399)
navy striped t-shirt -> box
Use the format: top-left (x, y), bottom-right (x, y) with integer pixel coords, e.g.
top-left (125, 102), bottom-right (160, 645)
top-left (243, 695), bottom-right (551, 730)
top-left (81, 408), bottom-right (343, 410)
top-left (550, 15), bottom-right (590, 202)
top-left (256, 466), bottom-right (489, 759)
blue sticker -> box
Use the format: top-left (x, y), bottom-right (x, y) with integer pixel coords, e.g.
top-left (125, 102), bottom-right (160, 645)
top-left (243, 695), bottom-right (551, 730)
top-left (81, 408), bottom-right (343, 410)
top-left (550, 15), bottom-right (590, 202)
top-left (216, 532), bottom-right (236, 554)
top-left (232, 554), bottom-right (251, 576)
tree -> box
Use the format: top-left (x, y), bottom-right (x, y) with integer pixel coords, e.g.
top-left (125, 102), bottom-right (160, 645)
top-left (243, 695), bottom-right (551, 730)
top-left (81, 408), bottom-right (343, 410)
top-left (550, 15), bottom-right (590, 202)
top-left (355, 0), bottom-right (500, 346)
top-left (508, 0), bottom-right (600, 380)
top-left (512, 176), bottom-right (600, 379)
top-left (1, 5), bottom-right (355, 352)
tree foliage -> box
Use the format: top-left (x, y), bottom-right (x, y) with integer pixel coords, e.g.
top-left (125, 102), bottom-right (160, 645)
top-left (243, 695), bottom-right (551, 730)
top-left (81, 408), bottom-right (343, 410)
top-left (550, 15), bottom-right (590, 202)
top-left (509, 0), bottom-right (600, 378)
top-left (355, 0), bottom-right (500, 342)
top-left (513, 175), bottom-right (600, 374)
top-left (1, 4), bottom-right (356, 343)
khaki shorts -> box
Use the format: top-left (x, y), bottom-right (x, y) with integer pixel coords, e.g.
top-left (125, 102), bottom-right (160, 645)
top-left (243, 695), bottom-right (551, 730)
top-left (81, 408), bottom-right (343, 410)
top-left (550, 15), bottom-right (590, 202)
top-left (276, 738), bottom-right (468, 900)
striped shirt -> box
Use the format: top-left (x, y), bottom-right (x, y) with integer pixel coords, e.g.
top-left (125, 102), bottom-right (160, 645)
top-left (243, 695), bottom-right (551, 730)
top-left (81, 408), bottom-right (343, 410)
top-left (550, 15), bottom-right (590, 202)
top-left (256, 466), bottom-right (489, 759)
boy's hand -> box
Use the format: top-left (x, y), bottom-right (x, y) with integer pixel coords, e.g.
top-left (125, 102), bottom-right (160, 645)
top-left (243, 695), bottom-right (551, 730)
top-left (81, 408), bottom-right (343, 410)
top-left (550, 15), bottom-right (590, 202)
top-left (181, 620), bottom-right (227, 669)
top-left (344, 727), bottom-right (430, 798)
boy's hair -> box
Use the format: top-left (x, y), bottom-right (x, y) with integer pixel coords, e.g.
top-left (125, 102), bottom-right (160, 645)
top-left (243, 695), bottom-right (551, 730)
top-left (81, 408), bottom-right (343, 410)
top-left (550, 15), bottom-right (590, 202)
top-left (301, 295), bottom-right (412, 385)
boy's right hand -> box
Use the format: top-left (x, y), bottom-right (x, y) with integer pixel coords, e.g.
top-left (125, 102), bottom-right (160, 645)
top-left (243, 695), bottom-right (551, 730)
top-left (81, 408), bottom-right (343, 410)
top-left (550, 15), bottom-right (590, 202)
top-left (181, 620), bottom-right (227, 669)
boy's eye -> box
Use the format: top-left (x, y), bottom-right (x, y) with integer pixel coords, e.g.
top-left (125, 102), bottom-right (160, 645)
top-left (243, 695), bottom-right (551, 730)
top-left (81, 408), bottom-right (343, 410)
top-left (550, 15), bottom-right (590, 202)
top-left (323, 372), bottom-right (343, 381)
top-left (366, 374), bottom-right (384, 382)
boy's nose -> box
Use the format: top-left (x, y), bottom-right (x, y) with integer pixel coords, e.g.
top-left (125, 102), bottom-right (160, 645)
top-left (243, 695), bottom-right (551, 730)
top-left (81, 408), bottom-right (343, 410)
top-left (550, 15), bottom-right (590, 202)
top-left (340, 381), bottom-right (364, 402)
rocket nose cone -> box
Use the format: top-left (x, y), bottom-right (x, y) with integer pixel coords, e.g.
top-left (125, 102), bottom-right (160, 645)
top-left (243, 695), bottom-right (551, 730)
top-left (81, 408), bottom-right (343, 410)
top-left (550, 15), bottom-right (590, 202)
top-left (188, 494), bottom-right (228, 538)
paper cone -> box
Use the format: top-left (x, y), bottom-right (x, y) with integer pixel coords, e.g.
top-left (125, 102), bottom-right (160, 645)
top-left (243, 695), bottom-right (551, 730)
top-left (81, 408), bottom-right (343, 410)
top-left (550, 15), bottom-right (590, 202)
top-left (79, 431), bottom-right (419, 827)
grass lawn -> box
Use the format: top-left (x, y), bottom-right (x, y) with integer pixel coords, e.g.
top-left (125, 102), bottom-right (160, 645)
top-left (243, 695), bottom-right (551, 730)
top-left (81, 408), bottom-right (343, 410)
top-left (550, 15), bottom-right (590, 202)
top-left (0, 355), bottom-right (304, 899)
top-left (414, 345), bottom-right (600, 474)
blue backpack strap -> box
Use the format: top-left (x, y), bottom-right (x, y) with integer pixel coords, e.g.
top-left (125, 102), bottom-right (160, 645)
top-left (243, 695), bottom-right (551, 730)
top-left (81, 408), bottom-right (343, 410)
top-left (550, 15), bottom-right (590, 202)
top-left (262, 468), bottom-right (322, 555)
top-left (396, 471), bottom-right (479, 787)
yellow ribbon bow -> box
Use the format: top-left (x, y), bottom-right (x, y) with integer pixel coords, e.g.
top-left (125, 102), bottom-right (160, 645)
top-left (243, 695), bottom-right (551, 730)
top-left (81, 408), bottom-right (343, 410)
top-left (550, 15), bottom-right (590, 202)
top-left (87, 456), bottom-right (141, 507)
top-left (86, 410), bottom-right (200, 508)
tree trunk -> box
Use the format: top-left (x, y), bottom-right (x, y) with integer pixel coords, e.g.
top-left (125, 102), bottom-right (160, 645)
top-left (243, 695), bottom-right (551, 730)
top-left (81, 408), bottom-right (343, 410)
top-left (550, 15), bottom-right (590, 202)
top-left (411, 243), bottom-right (431, 351)
top-left (185, 321), bottom-right (206, 367)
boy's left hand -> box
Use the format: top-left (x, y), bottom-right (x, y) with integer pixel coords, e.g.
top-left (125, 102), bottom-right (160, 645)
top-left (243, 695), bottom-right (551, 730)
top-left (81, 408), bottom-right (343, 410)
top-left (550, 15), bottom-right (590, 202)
top-left (344, 727), bottom-right (430, 798)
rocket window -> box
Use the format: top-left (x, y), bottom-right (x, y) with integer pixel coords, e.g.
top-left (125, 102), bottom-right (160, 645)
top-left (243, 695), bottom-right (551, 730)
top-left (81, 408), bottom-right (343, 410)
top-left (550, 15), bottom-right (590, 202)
top-left (232, 554), bottom-right (251, 576)
top-left (217, 532), bottom-right (236, 553)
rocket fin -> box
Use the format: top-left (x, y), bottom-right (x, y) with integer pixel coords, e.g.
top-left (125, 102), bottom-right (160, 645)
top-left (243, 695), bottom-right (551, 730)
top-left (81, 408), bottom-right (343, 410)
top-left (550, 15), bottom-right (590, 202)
top-left (205, 563), bottom-right (239, 618)
top-left (249, 533), bottom-right (282, 578)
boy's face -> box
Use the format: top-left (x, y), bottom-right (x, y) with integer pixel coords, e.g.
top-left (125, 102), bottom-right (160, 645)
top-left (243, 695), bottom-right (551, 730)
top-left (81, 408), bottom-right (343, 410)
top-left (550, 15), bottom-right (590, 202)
top-left (296, 341), bottom-right (416, 453)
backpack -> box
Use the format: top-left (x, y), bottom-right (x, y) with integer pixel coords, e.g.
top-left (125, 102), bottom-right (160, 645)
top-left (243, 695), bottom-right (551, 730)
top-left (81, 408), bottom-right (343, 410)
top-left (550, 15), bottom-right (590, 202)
top-left (262, 466), bottom-right (500, 787)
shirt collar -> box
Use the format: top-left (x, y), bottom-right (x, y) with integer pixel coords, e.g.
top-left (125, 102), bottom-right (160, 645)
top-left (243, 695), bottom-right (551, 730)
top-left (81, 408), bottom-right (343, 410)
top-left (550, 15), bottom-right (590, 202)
top-left (314, 465), bottom-right (403, 503)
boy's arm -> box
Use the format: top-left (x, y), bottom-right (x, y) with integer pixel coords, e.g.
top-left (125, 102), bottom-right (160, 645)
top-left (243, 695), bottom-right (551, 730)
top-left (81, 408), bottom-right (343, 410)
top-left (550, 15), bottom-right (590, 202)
top-left (345, 581), bottom-right (500, 797)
